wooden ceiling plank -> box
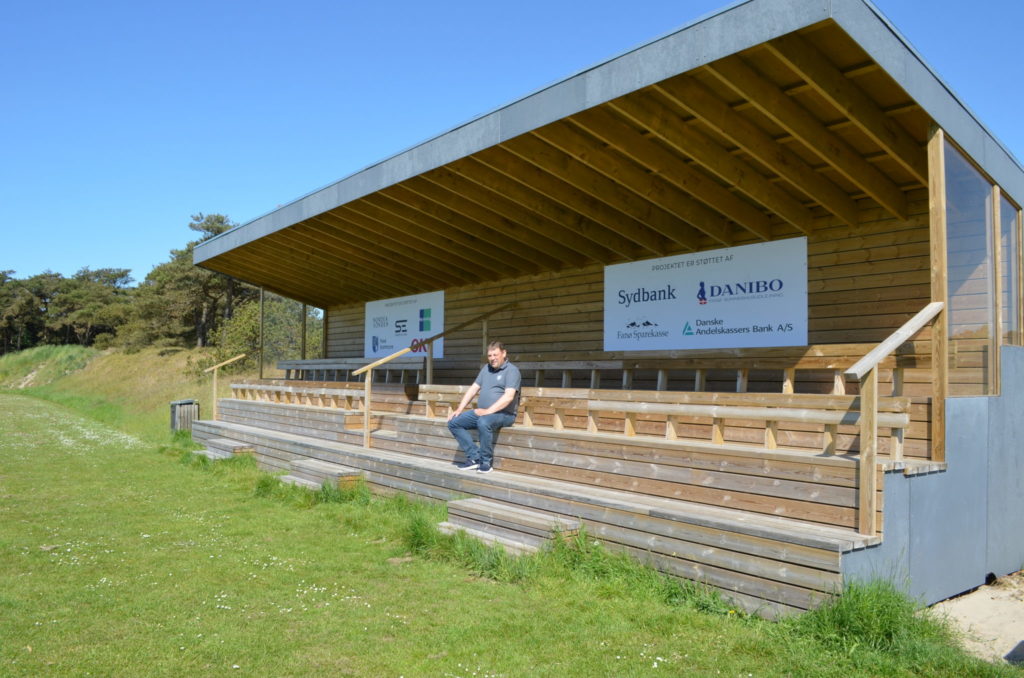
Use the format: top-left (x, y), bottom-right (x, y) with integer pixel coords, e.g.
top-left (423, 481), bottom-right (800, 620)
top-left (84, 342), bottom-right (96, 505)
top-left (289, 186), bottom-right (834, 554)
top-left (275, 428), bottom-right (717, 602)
top-left (356, 194), bottom-right (515, 275)
top-left (238, 233), bottom-right (411, 298)
top-left (293, 219), bottom-right (457, 290)
top-left (308, 214), bottom-right (467, 288)
top-left (766, 33), bottom-right (927, 185)
top-left (399, 176), bottom-right (589, 267)
top-left (421, 163), bottom-right (617, 263)
top-left (215, 247), bottom-right (388, 305)
top-left (337, 200), bottom-right (499, 279)
top-left (471, 148), bottom-right (656, 259)
top-left (200, 256), bottom-right (322, 303)
top-left (379, 184), bottom-right (561, 271)
top-left (570, 106), bottom-right (773, 241)
top-left (497, 135), bottom-right (688, 258)
top-left (657, 75), bottom-right (860, 227)
top-left (532, 120), bottom-right (731, 245)
top-left (610, 92), bottom-right (815, 234)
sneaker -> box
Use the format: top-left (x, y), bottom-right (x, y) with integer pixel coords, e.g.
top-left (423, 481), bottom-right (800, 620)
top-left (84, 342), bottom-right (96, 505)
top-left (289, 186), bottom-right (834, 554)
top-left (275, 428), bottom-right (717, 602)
top-left (455, 460), bottom-right (480, 471)
top-left (477, 463), bottom-right (493, 474)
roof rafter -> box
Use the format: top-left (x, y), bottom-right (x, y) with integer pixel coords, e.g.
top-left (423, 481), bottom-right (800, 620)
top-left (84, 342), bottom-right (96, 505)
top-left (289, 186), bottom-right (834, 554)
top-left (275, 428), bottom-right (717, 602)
top-left (765, 32), bottom-right (928, 184)
top-left (298, 217), bottom-right (458, 290)
top-left (569, 106), bottom-right (773, 241)
top-left (609, 91), bottom-right (816, 234)
top-left (331, 203), bottom-right (486, 281)
top-left (310, 211), bottom-right (472, 287)
top-left (371, 188), bottom-right (544, 273)
top-left (422, 162), bottom-right (616, 263)
top-left (356, 193), bottom-right (523, 276)
top-left (657, 75), bottom-right (860, 227)
top-left (399, 175), bottom-right (589, 267)
top-left (500, 134), bottom-right (684, 255)
top-left (705, 55), bottom-right (909, 220)
top-left (472, 147), bottom-right (657, 259)
top-left (533, 120), bottom-right (732, 246)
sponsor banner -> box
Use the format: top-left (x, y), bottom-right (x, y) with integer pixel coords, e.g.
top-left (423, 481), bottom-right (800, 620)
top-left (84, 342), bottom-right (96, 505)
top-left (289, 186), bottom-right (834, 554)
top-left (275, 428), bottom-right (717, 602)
top-left (604, 238), bottom-right (807, 351)
top-left (364, 290), bottom-right (444, 358)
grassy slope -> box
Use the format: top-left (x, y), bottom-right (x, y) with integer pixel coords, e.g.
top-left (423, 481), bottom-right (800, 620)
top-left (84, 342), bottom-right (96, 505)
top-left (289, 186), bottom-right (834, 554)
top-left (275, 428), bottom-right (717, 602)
top-left (0, 346), bottom-right (1017, 677)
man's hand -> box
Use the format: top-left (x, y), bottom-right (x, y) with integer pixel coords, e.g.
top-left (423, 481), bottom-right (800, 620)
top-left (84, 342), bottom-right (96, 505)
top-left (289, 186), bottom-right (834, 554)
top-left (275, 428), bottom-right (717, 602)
top-left (447, 407), bottom-right (462, 422)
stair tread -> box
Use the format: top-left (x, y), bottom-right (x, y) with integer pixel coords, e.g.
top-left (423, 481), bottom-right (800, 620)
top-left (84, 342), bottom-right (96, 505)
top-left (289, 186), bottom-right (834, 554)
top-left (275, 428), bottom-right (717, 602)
top-left (196, 419), bottom-right (875, 552)
top-left (437, 521), bottom-right (539, 555)
top-left (279, 475), bottom-right (322, 490)
top-left (194, 448), bottom-right (232, 460)
top-left (448, 497), bottom-right (580, 531)
top-left (291, 458), bottom-right (361, 475)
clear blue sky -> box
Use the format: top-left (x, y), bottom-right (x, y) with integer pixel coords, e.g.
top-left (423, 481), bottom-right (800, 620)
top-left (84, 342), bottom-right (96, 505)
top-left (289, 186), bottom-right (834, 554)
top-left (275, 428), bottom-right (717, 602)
top-left (3, 0), bottom-right (1022, 284)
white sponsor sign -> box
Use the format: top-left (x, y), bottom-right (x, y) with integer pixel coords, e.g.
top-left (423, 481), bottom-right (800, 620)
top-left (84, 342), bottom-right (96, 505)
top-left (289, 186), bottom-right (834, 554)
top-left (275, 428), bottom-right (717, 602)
top-left (364, 290), bottom-right (444, 359)
top-left (604, 238), bottom-right (807, 351)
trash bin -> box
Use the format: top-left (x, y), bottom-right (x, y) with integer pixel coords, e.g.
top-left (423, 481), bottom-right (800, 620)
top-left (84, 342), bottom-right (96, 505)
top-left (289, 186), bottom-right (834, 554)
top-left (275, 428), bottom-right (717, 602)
top-left (170, 399), bottom-right (200, 431)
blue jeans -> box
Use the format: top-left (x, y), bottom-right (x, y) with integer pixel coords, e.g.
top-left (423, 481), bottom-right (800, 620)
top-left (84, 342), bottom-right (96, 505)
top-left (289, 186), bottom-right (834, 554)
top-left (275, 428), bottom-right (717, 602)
top-left (448, 410), bottom-right (515, 467)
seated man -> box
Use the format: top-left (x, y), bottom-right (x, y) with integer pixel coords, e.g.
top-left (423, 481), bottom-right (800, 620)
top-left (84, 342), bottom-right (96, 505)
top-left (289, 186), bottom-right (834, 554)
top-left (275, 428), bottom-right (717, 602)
top-left (447, 340), bottom-right (521, 474)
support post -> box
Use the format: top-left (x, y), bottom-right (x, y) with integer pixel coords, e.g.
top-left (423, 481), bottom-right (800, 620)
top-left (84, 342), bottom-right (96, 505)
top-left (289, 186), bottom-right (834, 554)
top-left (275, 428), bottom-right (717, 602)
top-left (426, 342), bottom-right (434, 385)
top-left (301, 303), bottom-right (307, 361)
top-left (258, 288), bottom-right (265, 380)
top-left (928, 126), bottom-right (948, 462)
top-left (858, 367), bottom-right (879, 536)
top-left (364, 368), bottom-right (373, 449)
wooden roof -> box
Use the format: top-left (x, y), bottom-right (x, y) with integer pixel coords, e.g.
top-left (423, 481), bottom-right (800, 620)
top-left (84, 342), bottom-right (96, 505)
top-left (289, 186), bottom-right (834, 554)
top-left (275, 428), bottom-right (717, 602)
top-left (193, 0), bottom-right (1022, 308)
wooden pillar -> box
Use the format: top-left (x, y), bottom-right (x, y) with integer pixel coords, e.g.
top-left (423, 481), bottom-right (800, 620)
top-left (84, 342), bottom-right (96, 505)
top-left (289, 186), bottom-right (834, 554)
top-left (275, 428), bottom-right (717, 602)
top-left (928, 126), bottom-right (948, 463)
top-left (301, 303), bottom-right (307, 361)
top-left (426, 342), bottom-right (434, 384)
top-left (991, 187), bottom-right (1003, 393)
top-left (258, 288), bottom-right (265, 380)
top-left (858, 368), bottom-right (878, 536)
top-left (322, 309), bottom-right (329, 366)
top-left (363, 369), bottom-right (373, 449)
top-left (736, 369), bottom-right (749, 393)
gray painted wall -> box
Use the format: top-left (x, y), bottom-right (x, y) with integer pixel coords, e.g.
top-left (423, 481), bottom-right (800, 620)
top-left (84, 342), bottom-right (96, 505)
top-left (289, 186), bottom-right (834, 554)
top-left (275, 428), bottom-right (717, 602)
top-left (845, 346), bottom-right (1024, 605)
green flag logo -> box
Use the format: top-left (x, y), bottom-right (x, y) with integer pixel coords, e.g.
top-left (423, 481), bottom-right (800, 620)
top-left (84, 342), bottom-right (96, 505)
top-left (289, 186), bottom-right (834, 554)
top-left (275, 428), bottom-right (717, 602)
top-left (682, 321), bottom-right (694, 336)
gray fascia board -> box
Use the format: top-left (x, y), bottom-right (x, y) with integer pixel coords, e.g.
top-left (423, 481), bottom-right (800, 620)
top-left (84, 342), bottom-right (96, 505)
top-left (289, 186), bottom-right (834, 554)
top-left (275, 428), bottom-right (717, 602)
top-left (194, 0), bottom-right (1024, 267)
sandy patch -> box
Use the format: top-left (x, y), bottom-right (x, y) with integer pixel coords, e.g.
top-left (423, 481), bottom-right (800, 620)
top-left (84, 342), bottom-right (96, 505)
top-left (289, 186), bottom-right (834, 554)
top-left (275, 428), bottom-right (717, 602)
top-left (932, 571), bottom-right (1024, 665)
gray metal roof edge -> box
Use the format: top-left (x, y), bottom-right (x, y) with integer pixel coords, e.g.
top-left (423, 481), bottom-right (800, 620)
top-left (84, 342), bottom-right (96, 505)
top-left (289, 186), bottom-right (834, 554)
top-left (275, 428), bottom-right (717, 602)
top-left (194, 0), bottom-right (835, 264)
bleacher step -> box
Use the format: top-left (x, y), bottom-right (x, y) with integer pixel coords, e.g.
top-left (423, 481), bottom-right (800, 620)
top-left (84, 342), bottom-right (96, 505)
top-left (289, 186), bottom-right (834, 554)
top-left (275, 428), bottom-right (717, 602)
top-left (204, 437), bottom-right (255, 456)
top-left (194, 448), bottom-right (232, 461)
top-left (279, 475), bottom-right (322, 490)
top-left (447, 498), bottom-right (580, 538)
top-left (290, 458), bottom-right (362, 486)
top-left (437, 521), bottom-right (539, 556)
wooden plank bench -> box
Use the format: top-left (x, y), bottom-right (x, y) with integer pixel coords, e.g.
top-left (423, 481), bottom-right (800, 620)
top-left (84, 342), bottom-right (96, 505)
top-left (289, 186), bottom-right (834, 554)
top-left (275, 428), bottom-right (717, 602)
top-left (231, 382), bottom-right (365, 409)
top-left (277, 358), bottom-right (426, 383)
top-left (511, 343), bottom-right (928, 394)
top-left (418, 384), bottom-right (910, 458)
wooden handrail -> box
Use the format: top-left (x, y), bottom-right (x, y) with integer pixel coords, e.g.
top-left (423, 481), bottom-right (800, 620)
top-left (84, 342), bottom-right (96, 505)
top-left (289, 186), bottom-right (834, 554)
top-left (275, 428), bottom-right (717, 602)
top-left (203, 353), bottom-right (247, 421)
top-left (844, 301), bottom-right (944, 537)
top-left (845, 302), bottom-right (943, 380)
top-left (353, 301), bottom-right (516, 448)
top-left (352, 301), bottom-right (516, 376)
top-left (202, 353), bottom-right (248, 373)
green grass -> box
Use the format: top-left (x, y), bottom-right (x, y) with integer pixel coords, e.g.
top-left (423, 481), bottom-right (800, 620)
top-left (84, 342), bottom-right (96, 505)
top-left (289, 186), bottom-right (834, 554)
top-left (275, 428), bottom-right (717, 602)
top-left (0, 344), bottom-right (97, 389)
top-left (0, 346), bottom-right (1020, 677)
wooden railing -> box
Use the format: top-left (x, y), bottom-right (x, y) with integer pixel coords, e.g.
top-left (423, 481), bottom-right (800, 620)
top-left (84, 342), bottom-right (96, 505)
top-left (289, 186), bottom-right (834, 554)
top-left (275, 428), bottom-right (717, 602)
top-left (844, 301), bottom-right (944, 536)
top-left (203, 353), bottom-right (247, 420)
top-left (420, 384), bottom-right (910, 456)
top-left (351, 302), bottom-right (516, 448)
